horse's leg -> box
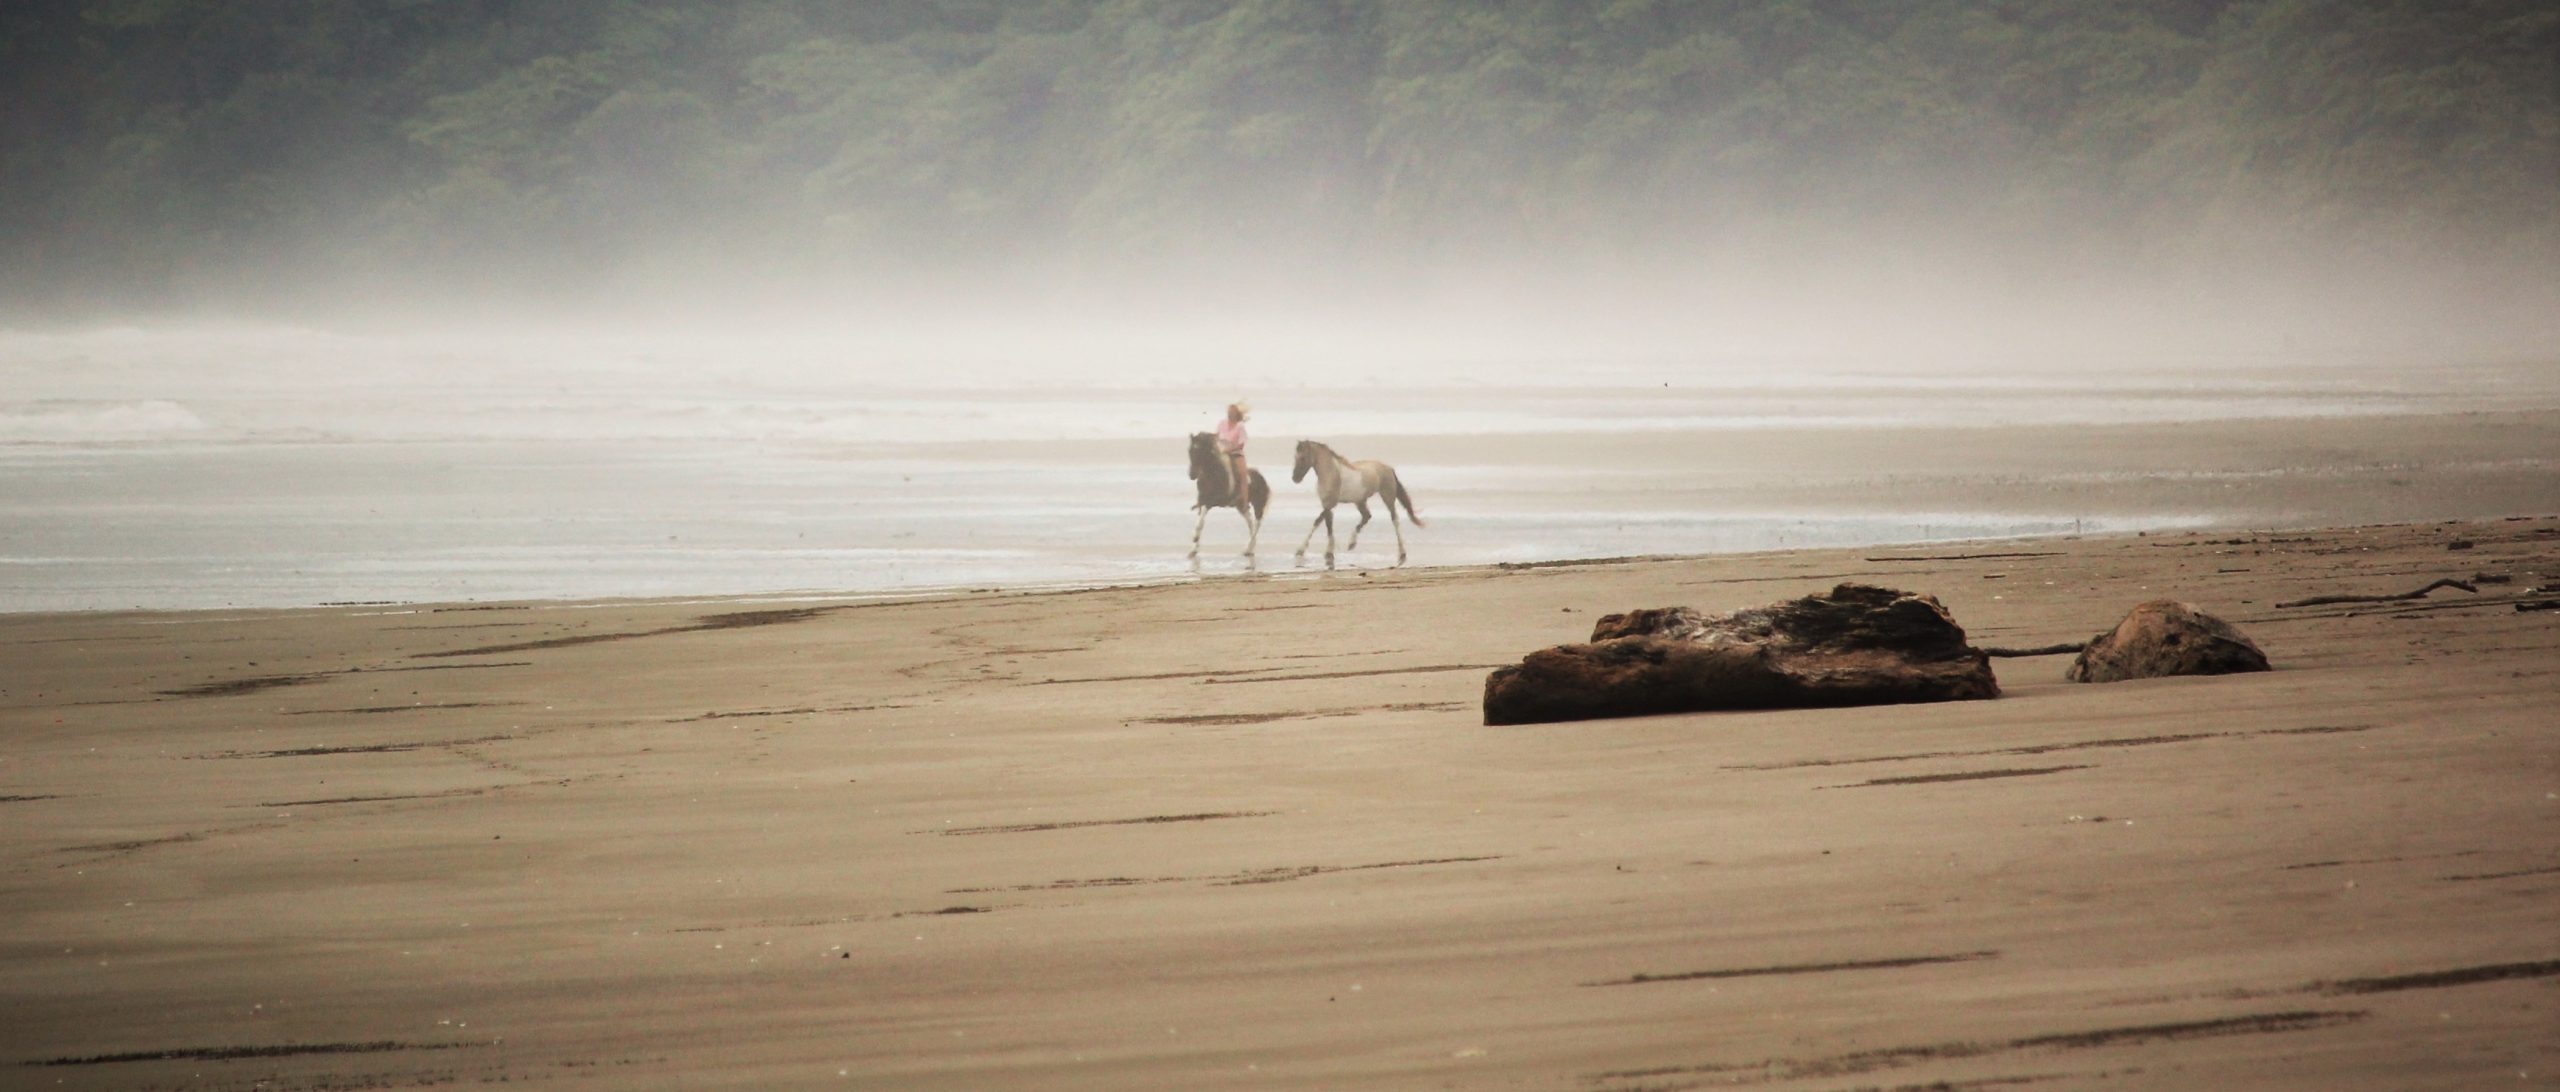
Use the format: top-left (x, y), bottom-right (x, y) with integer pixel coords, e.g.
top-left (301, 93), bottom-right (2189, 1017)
top-left (1296, 502), bottom-right (1327, 563)
top-left (1346, 499), bottom-right (1373, 552)
top-left (1387, 499), bottom-right (1407, 565)
top-left (1189, 506), bottom-right (1208, 559)
top-left (1239, 501), bottom-right (1258, 558)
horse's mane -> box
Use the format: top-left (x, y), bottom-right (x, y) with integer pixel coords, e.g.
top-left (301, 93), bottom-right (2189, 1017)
top-left (1190, 431), bottom-right (1231, 491)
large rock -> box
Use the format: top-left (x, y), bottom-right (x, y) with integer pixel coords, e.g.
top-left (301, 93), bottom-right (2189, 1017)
top-left (1482, 584), bottom-right (1999, 725)
top-left (2065, 600), bottom-right (2269, 683)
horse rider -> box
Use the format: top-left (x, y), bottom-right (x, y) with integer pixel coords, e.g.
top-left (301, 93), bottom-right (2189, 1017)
top-left (1216, 400), bottom-right (1251, 503)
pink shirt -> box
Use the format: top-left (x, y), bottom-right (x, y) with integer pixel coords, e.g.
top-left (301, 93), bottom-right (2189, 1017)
top-left (1216, 418), bottom-right (1247, 455)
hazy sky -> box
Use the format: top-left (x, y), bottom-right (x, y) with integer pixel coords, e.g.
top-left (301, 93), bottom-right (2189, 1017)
top-left (1, 2), bottom-right (2552, 367)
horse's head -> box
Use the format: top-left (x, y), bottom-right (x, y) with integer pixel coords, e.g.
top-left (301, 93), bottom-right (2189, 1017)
top-left (1291, 439), bottom-right (1315, 483)
top-left (1188, 432), bottom-right (1217, 480)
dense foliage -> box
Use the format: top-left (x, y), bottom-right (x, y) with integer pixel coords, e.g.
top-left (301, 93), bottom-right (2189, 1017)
top-left (3, 0), bottom-right (2552, 309)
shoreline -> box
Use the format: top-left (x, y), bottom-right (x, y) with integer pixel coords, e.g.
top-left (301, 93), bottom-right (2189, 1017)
top-left (6, 404), bottom-right (2556, 613)
top-left (0, 509), bottom-right (2505, 624)
top-left (4, 515), bottom-right (2555, 1089)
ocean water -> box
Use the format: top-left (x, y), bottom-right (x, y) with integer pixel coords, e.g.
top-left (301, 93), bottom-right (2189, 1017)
top-left (1, 329), bottom-right (2545, 612)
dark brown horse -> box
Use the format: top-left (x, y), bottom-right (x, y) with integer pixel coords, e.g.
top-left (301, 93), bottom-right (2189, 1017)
top-left (1188, 431), bottom-right (1270, 559)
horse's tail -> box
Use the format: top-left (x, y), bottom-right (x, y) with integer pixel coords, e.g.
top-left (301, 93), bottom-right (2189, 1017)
top-left (1392, 472), bottom-right (1424, 528)
top-left (1250, 471), bottom-right (1270, 523)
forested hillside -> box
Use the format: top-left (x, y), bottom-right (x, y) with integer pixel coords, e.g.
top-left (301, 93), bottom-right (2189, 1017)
top-left (3, 0), bottom-right (2552, 313)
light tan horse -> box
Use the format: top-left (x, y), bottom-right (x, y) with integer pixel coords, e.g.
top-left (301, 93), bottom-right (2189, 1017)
top-left (1290, 439), bottom-right (1424, 566)
top-left (1189, 431), bottom-right (1269, 559)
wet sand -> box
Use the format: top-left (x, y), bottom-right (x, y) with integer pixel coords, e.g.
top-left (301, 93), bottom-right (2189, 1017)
top-left (3, 517), bottom-right (2557, 1090)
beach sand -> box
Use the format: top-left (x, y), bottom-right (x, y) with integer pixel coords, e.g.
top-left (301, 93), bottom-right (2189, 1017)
top-left (3, 513), bottom-right (2557, 1088)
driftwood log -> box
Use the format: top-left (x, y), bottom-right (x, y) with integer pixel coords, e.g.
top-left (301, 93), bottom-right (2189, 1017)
top-left (2275, 578), bottom-right (2475, 609)
top-left (1481, 584), bottom-right (1998, 725)
top-left (1983, 642), bottom-right (2087, 657)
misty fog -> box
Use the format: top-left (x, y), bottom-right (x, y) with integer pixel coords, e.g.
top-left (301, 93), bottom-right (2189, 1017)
top-left (1, 2), bottom-right (2554, 609)
top-left (4, 2), bottom-right (2554, 357)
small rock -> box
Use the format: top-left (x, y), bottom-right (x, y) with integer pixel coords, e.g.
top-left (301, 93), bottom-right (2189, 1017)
top-left (2066, 601), bottom-right (2270, 683)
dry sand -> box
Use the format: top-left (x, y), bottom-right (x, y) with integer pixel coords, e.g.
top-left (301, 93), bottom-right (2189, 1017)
top-left (3, 516), bottom-right (2556, 1090)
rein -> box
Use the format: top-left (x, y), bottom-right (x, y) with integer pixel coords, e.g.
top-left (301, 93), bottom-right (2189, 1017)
top-left (1197, 435), bottom-right (1242, 505)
